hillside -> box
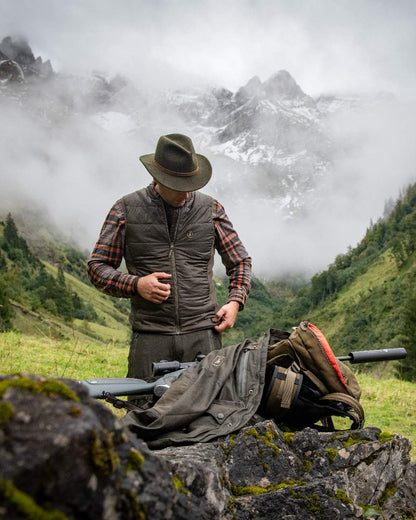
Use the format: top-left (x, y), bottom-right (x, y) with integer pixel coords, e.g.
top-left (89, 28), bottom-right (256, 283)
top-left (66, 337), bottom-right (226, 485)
top-left (274, 182), bottom-right (416, 381)
top-left (0, 214), bottom-right (131, 346)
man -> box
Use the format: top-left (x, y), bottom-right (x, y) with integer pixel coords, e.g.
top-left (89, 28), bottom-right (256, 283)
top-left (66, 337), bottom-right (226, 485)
top-left (88, 133), bottom-right (252, 380)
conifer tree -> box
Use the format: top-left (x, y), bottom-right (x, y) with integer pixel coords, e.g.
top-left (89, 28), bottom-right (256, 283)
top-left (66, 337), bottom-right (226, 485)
top-left (57, 265), bottom-right (66, 288)
top-left (0, 252), bottom-right (13, 331)
top-left (0, 250), bottom-right (7, 272)
top-left (55, 265), bottom-right (74, 320)
top-left (2, 213), bottom-right (36, 266)
top-left (3, 213), bottom-right (20, 248)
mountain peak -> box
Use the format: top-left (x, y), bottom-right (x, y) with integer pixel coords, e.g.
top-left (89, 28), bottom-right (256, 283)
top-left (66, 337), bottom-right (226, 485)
top-left (263, 70), bottom-right (307, 100)
top-left (234, 70), bottom-right (314, 107)
top-left (235, 75), bottom-right (262, 103)
top-left (0, 36), bottom-right (35, 66)
top-left (244, 75), bottom-right (262, 93)
top-left (0, 35), bottom-right (53, 80)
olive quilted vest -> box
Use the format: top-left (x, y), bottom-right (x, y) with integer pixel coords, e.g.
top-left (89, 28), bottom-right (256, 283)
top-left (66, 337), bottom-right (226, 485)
top-left (122, 186), bottom-right (218, 333)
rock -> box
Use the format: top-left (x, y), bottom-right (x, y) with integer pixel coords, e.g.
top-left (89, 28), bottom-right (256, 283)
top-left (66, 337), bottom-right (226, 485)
top-left (0, 37), bottom-right (35, 70)
top-left (0, 60), bottom-right (24, 83)
top-left (0, 36), bottom-right (53, 79)
top-left (0, 374), bottom-right (186, 519)
top-left (1, 374), bottom-right (415, 519)
top-left (159, 422), bottom-right (416, 519)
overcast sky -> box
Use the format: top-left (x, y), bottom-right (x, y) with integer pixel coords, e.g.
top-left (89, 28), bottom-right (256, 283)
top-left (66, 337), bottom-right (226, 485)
top-left (1, 0), bottom-right (416, 277)
top-left (1, 0), bottom-right (416, 98)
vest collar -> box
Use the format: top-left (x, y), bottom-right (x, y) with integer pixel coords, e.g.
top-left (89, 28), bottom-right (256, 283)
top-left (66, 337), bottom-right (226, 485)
top-left (147, 182), bottom-right (195, 209)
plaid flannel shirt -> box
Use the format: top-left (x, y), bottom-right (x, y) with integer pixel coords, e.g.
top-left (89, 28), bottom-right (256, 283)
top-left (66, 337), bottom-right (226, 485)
top-left (87, 185), bottom-right (252, 309)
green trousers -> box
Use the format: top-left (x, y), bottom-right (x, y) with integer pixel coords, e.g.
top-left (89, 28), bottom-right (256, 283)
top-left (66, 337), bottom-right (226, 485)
top-left (127, 328), bottom-right (222, 380)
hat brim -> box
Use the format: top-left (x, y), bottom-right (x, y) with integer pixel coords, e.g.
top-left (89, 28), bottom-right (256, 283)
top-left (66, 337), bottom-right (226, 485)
top-left (139, 153), bottom-right (212, 192)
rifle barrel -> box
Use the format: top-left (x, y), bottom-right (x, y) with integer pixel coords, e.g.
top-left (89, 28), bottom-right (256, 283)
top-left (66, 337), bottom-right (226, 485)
top-left (337, 347), bottom-right (407, 364)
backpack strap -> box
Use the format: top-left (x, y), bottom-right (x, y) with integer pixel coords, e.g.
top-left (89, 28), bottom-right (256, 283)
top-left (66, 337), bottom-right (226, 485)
top-left (262, 365), bottom-right (303, 420)
top-left (320, 392), bottom-right (365, 429)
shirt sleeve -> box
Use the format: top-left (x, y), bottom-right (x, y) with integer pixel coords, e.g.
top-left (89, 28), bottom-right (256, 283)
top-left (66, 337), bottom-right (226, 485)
top-left (87, 200), bottom-right (140, 297)
top-left (213, 200), bottom-right (252, 309)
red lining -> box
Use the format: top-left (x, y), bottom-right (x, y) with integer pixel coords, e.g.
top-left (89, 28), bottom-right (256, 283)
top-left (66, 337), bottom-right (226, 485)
top-left (308, 323), bottom-right (349, 391)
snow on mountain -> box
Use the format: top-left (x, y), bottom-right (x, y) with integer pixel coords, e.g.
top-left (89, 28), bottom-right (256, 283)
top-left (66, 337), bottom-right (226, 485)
top-left (2, 36), bottom-right (408, 276)
top-left (0, 35), bottom-right (361, 220)
top-left (159, 70), bottom-right (338, 216)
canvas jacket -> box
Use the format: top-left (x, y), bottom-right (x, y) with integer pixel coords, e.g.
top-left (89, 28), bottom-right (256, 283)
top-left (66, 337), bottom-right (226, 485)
top-left (122, 332), bottom-right (271, 448)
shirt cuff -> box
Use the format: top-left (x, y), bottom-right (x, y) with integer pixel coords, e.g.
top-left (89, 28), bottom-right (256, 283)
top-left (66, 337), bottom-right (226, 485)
top-left (227, 295), bottom-right (245, 311)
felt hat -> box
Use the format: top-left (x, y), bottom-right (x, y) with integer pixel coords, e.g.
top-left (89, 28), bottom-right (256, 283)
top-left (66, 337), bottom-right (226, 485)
top-left (140, 133), bottom-right (212, 191)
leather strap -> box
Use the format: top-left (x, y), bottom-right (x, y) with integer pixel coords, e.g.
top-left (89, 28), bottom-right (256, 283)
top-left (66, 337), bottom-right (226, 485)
top-left (320, 392), bottom-right (365, 429)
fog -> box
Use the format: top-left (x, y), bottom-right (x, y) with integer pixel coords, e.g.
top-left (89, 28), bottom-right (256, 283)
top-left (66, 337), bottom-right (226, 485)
top-left (2, 0), bottom-right (416, 97)
top-left (1, 0), bottom-right (416, 279)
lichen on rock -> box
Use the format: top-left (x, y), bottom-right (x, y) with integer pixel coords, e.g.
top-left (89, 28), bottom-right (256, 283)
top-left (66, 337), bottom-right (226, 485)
top-left (1, 374), bottom-right (415, 519)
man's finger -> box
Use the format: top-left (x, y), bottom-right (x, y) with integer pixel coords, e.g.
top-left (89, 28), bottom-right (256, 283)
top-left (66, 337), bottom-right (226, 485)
top-left (214, 320), bottom-right (228, 332)
top-left (153, 292), bottom-right (169, 303)
top-left (154, 272), bottom-right (172, 280)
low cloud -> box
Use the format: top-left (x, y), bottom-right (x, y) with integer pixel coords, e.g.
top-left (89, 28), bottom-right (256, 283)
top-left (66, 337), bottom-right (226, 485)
top-left (1, 0), bottom-right (416, 96)
top-left (1, 0), bottom-right (416, 278)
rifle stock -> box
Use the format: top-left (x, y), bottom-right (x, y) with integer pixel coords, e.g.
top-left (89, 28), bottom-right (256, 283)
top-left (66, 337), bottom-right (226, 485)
top-left (80, 369), bottom-right (186, 399)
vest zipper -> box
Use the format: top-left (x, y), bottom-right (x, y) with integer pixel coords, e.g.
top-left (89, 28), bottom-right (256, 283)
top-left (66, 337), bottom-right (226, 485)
top-left (169, 243), bottom-right (180, 333)
top-left (169, 209), bottom-right (182, 334)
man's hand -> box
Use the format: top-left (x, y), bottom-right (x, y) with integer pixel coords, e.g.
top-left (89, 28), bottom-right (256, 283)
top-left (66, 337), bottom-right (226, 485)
top-left (136, 272), bottom-right (171, 303)
top-left (213, 301), bottom-right (240, 332)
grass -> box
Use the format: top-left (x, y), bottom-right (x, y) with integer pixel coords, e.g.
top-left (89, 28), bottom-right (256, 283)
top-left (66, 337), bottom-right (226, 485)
top-left (358, 373), bottom-right (416, 450)
top-left (0, 331), bottom-right (128, 380)
top-left (0, 331), bottom-right (414, 460)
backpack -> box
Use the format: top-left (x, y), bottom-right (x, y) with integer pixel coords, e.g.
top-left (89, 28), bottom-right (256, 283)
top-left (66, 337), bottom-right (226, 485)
top-left (258, 321), bottom-right (364, 431)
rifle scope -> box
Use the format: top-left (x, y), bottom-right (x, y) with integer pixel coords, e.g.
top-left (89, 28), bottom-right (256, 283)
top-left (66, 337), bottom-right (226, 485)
top-left (152, 360), bottom-right (197, 375)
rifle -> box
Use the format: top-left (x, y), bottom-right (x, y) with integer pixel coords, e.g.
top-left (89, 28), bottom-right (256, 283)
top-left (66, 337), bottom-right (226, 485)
top-left (80, 360), bottom-right (197, 399)
top-left (79, 348), bottom-right (407, 407)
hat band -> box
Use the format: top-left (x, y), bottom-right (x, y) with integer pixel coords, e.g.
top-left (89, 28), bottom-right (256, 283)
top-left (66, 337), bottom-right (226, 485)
top-left (153, 159), bottom-right (199, 177)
